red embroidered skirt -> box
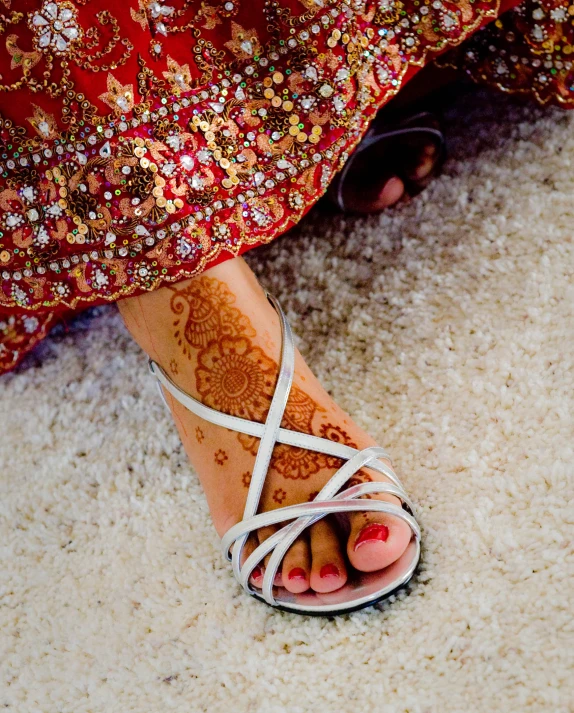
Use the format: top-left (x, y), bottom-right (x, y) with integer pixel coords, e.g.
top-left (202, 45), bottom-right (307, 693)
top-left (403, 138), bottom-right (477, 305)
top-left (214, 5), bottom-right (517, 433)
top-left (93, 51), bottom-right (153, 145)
top-left (0, 0), bottom-right (572, 372)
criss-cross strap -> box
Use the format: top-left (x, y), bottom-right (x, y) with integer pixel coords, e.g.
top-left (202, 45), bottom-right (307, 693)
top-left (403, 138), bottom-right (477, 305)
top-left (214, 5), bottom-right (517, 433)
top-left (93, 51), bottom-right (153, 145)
top-left (149, 295), bottom-right (420, 608)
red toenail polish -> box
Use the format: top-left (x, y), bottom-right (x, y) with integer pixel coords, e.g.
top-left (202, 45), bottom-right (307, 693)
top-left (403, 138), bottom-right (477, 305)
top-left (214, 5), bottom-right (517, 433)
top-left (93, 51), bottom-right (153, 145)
top-left (252, 566), bottom-right (262, 580)
top-left (320, 564), bottom-right (340, 579)
top-left (288, 567), bottom-right (307, 581)
top-left (354, 523), bottom-right (390, 551)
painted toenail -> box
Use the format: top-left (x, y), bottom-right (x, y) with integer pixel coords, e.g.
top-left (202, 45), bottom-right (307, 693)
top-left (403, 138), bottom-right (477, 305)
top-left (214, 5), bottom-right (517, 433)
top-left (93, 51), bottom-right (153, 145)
top-left (320, 564), bottom-right (340, 578)
top-left (354, 523), bottom-right (389, 550)
top-left (252, 565), bottom-right (263, 580)
top-left (288, 567), bottom-right (307, 581)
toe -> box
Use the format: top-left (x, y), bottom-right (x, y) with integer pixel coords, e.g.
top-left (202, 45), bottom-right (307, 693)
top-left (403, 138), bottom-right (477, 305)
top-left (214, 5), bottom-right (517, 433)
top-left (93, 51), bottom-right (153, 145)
top-left (375, 176), bottom-right (405, 208)
top-left (309, 518), bottom-right (348, 593)
top-left (257, 525), bottom-right (283, 587)
top-left (335, 169), bottom-right (405, 214)
top-left (403, 140), bottom-right (440, 183)
top-left (240, 534), bottom-right (265, 588)
top-left (347, 497), bottom-right (412, 573)
top-left (409, 153), bottom-right (436, 182)
top-left (281, 535), bottom-right (311, 594)
top-left (349, 176), bottom-right (405, 213)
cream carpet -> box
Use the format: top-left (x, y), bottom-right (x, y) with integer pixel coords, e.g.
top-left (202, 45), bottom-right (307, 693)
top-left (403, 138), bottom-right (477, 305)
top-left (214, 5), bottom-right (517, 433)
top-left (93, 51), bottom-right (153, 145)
top-left (2, 87), bottom-right (573, 713)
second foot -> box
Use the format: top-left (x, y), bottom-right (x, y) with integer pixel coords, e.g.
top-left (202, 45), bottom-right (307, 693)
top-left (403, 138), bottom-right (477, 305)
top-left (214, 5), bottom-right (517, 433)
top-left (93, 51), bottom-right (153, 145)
top-left (328, 111), bottom-right (444, 215)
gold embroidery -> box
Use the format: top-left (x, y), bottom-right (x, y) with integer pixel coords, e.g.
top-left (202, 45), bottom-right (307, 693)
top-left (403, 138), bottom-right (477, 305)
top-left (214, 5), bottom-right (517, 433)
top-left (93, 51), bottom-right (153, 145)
top-left (0, 0), bottom-right (503, 313)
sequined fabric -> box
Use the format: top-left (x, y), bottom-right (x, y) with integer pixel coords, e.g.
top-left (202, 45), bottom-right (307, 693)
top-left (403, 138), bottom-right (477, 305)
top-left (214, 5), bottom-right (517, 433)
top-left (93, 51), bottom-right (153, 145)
top-left (442, 0), bottom-right (574, 105)
top-left (0, 0), bottom-right (568, 372)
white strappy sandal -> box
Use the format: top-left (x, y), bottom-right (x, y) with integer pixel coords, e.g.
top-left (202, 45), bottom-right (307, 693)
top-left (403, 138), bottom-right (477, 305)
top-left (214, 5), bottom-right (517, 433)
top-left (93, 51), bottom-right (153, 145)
top-left (149, 295), bottom-right (421, 616)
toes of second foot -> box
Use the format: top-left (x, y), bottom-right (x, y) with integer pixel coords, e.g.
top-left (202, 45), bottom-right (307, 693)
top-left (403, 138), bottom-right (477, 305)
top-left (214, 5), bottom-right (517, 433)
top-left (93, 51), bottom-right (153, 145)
top-left (377, 176), bottom-right (405, 208)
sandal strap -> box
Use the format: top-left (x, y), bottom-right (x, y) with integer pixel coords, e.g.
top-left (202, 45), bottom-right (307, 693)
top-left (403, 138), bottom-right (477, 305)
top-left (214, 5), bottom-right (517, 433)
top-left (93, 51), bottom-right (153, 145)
top-left (150, 360), bottom-right (397, 479)
top-left (149, 294), bottom-right (420, 608)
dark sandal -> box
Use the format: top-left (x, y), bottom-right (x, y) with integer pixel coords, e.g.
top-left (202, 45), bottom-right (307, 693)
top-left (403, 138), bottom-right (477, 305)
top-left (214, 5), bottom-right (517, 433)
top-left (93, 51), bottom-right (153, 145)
top-left (331, 111), bottom-right (446, 213)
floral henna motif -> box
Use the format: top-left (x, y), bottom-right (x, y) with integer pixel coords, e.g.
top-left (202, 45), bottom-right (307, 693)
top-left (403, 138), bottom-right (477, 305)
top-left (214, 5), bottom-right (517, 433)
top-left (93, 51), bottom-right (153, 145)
top-left (170, 277), bottom-right (255, 356)
top-left (214, 449), bottom-right (228, 465)
top-left (319, 424), bottom-right (356, 445)
top-left (169, 358), bottom-right (179, 375)
top-left (195, 427), bottom-right (204, 444)
top-left (196, 336), bottom-right (276, 419)
top-left (271, 444), bottom-right (325, 481)
top-left (272, 488), bottom-right (287, 505)
top-left (241, 471), bottom-right (252, 489)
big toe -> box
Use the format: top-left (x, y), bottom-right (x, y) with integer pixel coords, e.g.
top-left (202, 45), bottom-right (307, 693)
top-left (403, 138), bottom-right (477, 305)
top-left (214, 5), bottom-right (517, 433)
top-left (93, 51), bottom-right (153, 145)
top-left (373, 176), bottom-right (405, 209)
top-left (347, 500), bottom-right (411, 572)
top-left (339, 175), bottom-right (405, 214)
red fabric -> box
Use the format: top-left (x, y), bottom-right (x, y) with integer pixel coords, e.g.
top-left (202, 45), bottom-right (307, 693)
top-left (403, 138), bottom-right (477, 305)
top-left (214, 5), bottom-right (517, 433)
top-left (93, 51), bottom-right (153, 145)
top-left (0, 0), bottom-right (539, 372)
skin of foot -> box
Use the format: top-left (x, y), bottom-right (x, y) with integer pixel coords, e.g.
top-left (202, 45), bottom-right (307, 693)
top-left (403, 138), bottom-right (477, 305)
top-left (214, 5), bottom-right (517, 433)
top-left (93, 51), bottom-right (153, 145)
top-left (118, 257), bottom-right (412, 595)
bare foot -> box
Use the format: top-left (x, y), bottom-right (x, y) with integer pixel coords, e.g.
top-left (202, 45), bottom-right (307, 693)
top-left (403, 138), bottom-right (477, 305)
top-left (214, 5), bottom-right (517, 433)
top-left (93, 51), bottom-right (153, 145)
top-left (119, 257), bottom-right (412, 595)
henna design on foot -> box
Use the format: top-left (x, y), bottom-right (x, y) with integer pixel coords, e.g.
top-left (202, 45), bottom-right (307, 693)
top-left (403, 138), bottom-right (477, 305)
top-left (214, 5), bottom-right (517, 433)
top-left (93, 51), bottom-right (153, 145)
top-left (169, 358), bottom-right (179, 375)
top-left (196, 336), bottom-right (276, 419)
top-left (170, 276), bottom-right (255, 357)
top-left (272, 488), bottom-right (287, 504)
top-left (214, 449), bottom-right (228, 465)
top-left (195, 426), bottom-right (205, 444)
top-left (171, 274), bottom-right (344, 488)
top-left (319, 422), bottom-right (358, 469)
top-left (241, 471), bottom-right (252, 488)
top-left (272, 444), bottom-right (324, 480)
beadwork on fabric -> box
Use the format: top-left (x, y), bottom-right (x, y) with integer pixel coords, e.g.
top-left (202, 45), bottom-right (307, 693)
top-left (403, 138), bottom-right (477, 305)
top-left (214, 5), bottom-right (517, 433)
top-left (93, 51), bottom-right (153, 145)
top-left (0, 0), bottom-right (571, 372)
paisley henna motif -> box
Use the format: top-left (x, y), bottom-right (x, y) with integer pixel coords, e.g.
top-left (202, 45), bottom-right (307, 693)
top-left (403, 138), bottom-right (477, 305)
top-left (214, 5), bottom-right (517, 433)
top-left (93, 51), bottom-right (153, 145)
top-left (170, 276), bottom-right (255, 357)
top-left (282, 384), bottom-right (324, 434)
top-left (319, 422), bottom-right (358, 469)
